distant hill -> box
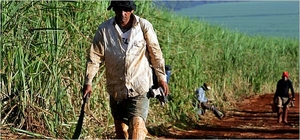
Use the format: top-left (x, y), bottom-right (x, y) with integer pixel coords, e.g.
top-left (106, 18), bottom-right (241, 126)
top-left (153, 0), bottom-right (245, 11)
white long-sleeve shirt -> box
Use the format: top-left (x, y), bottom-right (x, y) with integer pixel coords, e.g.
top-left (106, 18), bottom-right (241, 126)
top-left (84, 14), bottom-right (166, 101)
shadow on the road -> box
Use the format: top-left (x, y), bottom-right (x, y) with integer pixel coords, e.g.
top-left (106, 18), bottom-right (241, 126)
top-left (192, 124), bottom-right (299, 133)
top-left (160, 124), bottom-right (299, 139)
top-left (152, 94), bottom-right (299, 139)
top-left (227, 109), bottom-right (299, 117)
top-left (157, 110), bottom-right (299, 139)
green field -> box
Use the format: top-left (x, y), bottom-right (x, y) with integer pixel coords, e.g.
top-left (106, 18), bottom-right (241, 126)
top-left (1, 1), bottom-right (299, 139)
top-left (175, 1), bottom-right (299, 39)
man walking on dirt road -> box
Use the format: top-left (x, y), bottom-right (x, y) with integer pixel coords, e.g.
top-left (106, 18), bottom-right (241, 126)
top-left (82, 0), bottom-right (169, 139)
top-left (273, 71), bottom-right (295, 123)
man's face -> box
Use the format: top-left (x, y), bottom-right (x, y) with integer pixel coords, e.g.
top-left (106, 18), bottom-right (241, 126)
top-left (282, 76), bottom-right (288, 81)
top-left (113, 6), bottom-right (133, 25)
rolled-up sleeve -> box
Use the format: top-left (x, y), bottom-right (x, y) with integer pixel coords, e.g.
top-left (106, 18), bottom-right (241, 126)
top-left (141, 19), bottom-right (166, 83)
top-left (84, 29), bottom-right (105, 85)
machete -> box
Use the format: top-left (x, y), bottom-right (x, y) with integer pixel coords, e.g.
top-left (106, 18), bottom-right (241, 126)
top-left (72, 94), bottom-right (89, 139)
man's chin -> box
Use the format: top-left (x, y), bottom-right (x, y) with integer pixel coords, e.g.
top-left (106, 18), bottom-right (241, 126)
top-left (115, 18), bottom-right (129, 26)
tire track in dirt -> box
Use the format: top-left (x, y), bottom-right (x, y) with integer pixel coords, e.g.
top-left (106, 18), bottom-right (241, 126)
top-left (156, 93), bottom-right (299, 139)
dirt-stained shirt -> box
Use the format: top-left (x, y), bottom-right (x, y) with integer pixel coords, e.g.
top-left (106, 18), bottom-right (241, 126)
top-left (84, 14), bottom-right (166, 101)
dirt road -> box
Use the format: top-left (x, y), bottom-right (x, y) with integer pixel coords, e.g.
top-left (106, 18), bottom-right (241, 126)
top-left (1, 93), bottom-right (299, 139)
top-left (154, 93), bottom-right (299, 139)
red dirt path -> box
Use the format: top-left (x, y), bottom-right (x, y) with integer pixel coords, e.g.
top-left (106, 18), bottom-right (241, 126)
top-left (1, 93), bottom-right (299, 139)
top-left (154, 93), bottom-right (299, 139)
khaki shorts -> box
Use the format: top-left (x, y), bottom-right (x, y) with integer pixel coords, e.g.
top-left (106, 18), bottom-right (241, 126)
top-left (110, 93), bottom-right (149, 122)
top-left (276, 96), bottom-right (290, 108)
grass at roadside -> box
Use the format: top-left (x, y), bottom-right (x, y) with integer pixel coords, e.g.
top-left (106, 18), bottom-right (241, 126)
top-left (1, 1), bottom-right (298, 139)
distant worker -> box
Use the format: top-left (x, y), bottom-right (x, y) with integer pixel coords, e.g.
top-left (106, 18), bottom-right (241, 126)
top-left (194, 83), bottom-right (224, 120)
top-left (273, 71), bottom-right (295, 123)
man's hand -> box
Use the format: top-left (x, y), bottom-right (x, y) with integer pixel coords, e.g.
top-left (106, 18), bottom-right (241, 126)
top-left (82, 85), bottom-right (92, 98)
top-left (158, 80), bottom-right (169, 96)
top-left (290, 97), bottom-right (296, 107)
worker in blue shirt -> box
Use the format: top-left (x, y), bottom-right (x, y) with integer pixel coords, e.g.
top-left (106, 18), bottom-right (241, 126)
top-left (195, 83), bottom-right (224, 120)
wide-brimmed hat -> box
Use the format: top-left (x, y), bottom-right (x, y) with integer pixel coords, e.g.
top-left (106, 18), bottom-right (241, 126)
top-left (107, 0), bottom-right (136, 11)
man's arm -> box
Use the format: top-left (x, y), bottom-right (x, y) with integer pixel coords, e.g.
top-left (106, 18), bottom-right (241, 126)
top-left (273, 81), bottom-right (280, 104)
top-left (83, 29), bottom-right (105, 97)
top-left (289, 80), bottom-right (295, 100)
top-left (141, 18), bottom-right (169, 95)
